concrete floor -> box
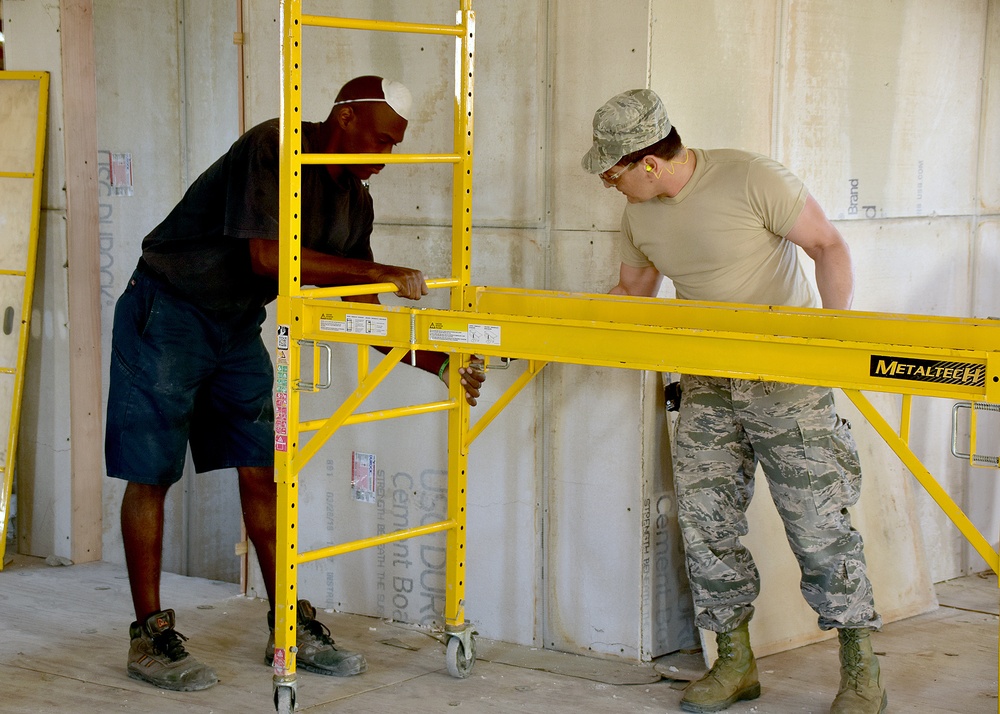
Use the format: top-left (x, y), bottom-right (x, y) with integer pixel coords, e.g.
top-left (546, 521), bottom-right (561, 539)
top-left (0, 554), bottom-right (996, 713)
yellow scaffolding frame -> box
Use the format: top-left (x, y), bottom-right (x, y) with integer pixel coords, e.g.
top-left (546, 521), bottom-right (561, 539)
top-left (273, 2), bottom-right (477, 710)
top-left (272, 3), bottom-right (999, 711)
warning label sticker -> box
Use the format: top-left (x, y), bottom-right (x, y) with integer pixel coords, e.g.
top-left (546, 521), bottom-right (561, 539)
top-left (352, 452), bottom-right (377, 504)
top-left (320, 313), bottom-right (388, 336)
top-left (428, 321), bottom-right (501, 346)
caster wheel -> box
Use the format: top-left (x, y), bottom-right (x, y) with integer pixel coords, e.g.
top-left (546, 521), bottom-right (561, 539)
top-left (274, 685), bottom-right (295, 713)
top-left (446, 634), bottom-right (476, 678)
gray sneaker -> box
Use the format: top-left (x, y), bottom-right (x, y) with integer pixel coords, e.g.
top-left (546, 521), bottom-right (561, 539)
top-left (127, 609), bottom-right (219, 691)
top-left (265, 599), bottom-right (367, 676)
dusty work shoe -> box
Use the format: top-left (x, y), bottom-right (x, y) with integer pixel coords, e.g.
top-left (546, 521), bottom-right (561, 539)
top-left (127, 609), bottom-right (219, 691)
top-left (680, 622), bottom-right (760, 713)
top-left (831, 628), bottom-right (888, 713)
top-left (265, 599), bottom-right (367, 676)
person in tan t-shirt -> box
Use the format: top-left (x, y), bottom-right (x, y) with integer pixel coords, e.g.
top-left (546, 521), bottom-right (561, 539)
top-left (582, 89), bottom-right (886, 714)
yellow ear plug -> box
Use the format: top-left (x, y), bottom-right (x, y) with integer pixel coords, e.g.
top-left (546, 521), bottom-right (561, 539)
top-left (646, 165), bottom-right (653, 171)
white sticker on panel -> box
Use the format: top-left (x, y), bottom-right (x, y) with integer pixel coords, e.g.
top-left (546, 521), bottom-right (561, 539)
top-left (320, 313), bottom-right (388, 336)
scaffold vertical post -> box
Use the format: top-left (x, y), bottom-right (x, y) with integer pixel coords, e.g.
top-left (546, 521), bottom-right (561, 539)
top-left (274, 0), bottom-right (304, 707)
top-left (445, 3), bottom-right (476, 638)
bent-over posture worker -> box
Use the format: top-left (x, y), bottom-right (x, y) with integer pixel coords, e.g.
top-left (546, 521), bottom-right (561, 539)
top-left (581, 88), bottom-right (885, 714)
top-left (106, 75), bottom-right (485, 691)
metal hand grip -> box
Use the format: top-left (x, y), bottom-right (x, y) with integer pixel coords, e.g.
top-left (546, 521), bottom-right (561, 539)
top-left (951, 401), bottom-right (1000, 468)
top-left (297, 340), bottom-right (333, 391)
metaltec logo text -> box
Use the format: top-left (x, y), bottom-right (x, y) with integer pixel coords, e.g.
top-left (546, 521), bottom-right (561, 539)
top-left (870, 355), bottom-right (985, 386)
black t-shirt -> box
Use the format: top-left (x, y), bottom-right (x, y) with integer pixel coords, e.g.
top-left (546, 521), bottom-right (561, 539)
top-left (141, 119), bottom-right (374, 314)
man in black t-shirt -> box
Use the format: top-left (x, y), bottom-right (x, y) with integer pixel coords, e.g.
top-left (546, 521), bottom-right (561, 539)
top-left (106, 75), bottom-right (484, 691)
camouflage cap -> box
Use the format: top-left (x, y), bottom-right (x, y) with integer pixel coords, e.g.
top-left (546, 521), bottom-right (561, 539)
top-left (581, 89), bottom-right (671, 174)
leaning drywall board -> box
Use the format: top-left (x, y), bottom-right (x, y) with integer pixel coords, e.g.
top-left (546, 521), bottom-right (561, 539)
top-left (0, 71), bottom-right (49, 567)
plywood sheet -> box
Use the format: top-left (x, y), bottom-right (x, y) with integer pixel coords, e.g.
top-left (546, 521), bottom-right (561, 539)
top-left (0, 276), bottom-right (27, 370)
top-left (0, 79), bottom-right (41, 172)
top-left (0, 179), bottom-right (33, 271)
top-left (0, 374), bottom-right (14, 465)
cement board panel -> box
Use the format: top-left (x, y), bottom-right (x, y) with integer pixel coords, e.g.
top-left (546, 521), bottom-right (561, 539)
top-left (242, 0), bottom-right (281, 125)
top-left (93, 1), bottom-right (245, 577)
top-left (650, 0), bottom-right (778, 156)
top-left (982, 4), bottom-right (1000, 212)
top-left (181, 2), bottom-right (239, 179)
top-left (547, 229), bottom-right (623, 294)
top-left (545, 230), bottom-right (696, 659)
top-left (93, 0), bottom-right (185, 242)
top-left (975, 218), bottom-right (1000, 319)
top-left (842, 216), bottom-right (974, 318)
top-left (778, 0), bottom-right (986, 220)
top-left (0, 79), bottom-right (40, 173)
top-left (247, 0), bottom-right (546, 226)
top-left (249, 224), bottom-right (545, 645)
top-left (18, 211), bottom-right (70, 559)
top-left (549, 0), bottom-right (649, 233)
top-left (545, 363), bottom-right (647, 660)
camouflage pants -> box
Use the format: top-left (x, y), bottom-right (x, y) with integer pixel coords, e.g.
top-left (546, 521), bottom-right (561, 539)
top-left (673, 375), bottom-right (882, 634)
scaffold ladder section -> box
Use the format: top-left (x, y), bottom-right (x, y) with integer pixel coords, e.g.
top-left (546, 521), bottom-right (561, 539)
top-left (0, 71), bottom-right (49, 569)
top-left (273, 2), bottom-right (477, 710)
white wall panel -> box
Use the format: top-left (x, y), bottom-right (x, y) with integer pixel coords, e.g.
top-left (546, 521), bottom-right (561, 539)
top-left (19, 211), bottom-right (71, 558)
top-left (545, 229), bottom-right (695, 658)
top-left (247, 1), bottom-right (546, 227)
top-left (544, 361), bottom-right (646, 658)
top-left (845, 217), bottom-right (974, 317)
top-left (651, 0), bottom-right (778, 156)
top-left (982, 3), bottom-right (1000, 212)
top-left (550, 0), bottom-right (649, 233)
top-left (779, 0), bottom-right (986, 220)
top-left (92, 0), bottom-right (242, 582)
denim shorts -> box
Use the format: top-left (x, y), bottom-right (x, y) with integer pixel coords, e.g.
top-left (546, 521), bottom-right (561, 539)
top-left (105, 265), bottom-right (275, 485)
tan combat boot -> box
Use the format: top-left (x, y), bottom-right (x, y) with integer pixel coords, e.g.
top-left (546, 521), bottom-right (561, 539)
top-left (680, 621), bottom-right (760, 713)
top-left (831, 628), bottom-right (887, 713)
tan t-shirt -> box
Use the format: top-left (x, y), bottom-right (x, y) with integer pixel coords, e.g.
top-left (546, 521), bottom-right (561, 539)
top-left (619, 148), bottom-right (818, 308)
